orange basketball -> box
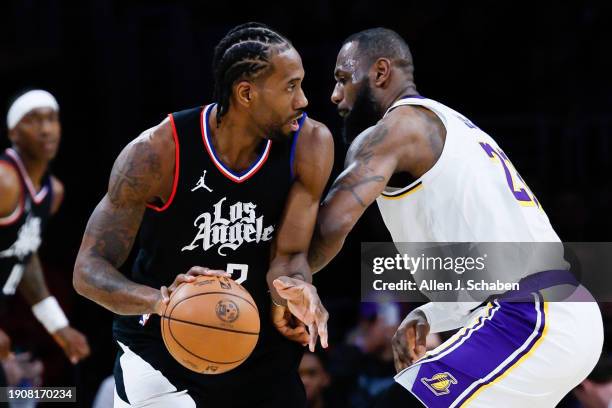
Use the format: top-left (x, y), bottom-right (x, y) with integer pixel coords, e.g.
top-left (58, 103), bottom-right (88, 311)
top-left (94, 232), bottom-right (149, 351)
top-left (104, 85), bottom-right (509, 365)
top-left (161, 275), bottom-right (260, 374)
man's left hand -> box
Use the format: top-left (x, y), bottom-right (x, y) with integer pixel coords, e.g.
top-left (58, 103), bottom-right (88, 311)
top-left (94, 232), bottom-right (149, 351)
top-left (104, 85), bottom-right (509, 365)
top-left (52, 326), bottom-right (90, 364)
top-left (273, 276), bottom-right (329, 352)
top-left (272, 303), bottom-right (309, 347)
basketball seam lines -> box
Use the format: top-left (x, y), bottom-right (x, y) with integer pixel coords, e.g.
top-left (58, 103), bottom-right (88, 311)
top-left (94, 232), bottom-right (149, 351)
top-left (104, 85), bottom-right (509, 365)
top-left (171, 290), bottom-right (258, 310)
top-left (163, 317), bottom-right (252, 365)
top-left (162, 315), bottom-right (259, 336)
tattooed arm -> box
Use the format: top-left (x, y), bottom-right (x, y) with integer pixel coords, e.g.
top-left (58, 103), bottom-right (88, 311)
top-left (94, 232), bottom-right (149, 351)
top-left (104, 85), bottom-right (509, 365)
top-left (73, 120), bottom-right (174, 315)
top-left (308, 122), bottom-right (398, 273)
top-left (308, 105), bottom-right (445, 273)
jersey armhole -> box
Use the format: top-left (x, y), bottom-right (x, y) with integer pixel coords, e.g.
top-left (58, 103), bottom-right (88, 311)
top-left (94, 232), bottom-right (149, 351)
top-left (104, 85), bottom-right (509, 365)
top-left (0, 161), bottom-right (25, 226)
top-left (146, 114), bottom-right (180, 212)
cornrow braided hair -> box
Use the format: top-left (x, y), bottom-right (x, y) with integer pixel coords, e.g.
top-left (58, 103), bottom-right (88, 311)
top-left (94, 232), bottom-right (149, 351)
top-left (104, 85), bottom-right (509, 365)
top-left (212, 22), bottom-right (292, 124)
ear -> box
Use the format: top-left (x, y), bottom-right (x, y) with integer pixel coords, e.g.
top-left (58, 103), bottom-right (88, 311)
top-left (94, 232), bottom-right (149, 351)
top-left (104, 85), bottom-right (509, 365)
top-left (234, 80), bottom-right (254, 108)
top-left (372, 58), bottom-right (392, 88)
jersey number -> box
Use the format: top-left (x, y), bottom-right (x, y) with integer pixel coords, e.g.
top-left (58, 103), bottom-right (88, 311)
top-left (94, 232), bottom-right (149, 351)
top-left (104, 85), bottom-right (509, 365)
top-left (479, 142), bottom-right (540, 208)
top-left (227, 263), bottom-right (248, 284)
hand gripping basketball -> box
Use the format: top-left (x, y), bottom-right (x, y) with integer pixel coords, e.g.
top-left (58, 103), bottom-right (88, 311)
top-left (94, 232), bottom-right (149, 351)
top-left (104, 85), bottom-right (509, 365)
top-left (160, 274), bottom-right (261, 374)
top-left (156, 266), bottom-right (230, 315)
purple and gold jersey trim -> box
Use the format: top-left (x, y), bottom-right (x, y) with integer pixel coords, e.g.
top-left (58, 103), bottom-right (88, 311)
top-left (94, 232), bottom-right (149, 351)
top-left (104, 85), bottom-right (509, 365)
top-left (381, 181), bottom-right (423, 199)
top-left (400, 293), bottom-right (547, 408)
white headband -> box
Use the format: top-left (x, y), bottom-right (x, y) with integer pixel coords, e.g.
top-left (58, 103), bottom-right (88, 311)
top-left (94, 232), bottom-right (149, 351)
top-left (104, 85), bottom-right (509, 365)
top-left (6, 90), bottom-right (59, 130)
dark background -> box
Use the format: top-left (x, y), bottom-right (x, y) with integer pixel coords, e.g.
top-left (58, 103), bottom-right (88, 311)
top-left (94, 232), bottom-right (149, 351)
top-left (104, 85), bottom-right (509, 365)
top-left (1, 1), bottom-right (610, 406)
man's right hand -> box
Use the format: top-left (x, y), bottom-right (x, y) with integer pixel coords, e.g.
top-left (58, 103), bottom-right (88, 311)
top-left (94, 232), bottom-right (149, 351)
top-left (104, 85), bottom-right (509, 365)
top-left (392, 309), bottom-right (430, 372)
top-left (154, 266), bottom-right (230, 315)
top-left (0, 329), bottom-right (10, 359)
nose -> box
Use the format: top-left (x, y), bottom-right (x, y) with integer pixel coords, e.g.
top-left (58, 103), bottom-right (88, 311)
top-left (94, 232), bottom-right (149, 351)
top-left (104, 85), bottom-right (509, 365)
top-left (331, 84), bottom-right (342, 105)
top-left (295, 87), bottom-right (308, 111)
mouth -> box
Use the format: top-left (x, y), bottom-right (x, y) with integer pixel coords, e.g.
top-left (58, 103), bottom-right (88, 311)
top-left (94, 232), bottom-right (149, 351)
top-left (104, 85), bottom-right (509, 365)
top-left (289, 113), bottom-right (304, 131)
top-left (338, 108), bottom-right (349, 118)
top-left (42, 140), bottom-right (59, 152)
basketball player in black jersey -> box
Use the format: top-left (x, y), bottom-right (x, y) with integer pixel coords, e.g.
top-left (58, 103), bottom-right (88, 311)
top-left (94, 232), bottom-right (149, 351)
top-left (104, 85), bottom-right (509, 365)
top-left (73, 23), bottom-right (333, 407)
top-left (0, 90), bottom-right (90, 389)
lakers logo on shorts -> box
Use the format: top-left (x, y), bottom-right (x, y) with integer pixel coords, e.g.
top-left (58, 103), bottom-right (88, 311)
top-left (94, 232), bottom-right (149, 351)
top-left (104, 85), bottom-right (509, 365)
top-left (421, 372), bottom-right (458, 396)
top-left (215, 299), bottom-right (239, 323)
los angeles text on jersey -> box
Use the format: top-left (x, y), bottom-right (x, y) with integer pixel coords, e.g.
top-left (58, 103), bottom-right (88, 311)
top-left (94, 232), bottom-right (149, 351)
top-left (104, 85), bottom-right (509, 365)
top-left (181, 197), bottom-right (275, 256)
top-left (372, 279), bottom-right (520, 291)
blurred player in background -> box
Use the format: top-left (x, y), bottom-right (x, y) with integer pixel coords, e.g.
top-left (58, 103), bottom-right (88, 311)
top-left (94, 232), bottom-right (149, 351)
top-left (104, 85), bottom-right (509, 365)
top-left (0, 89), bottom-right (90, 389)
top-left (74, 23), bottom-right (332, 407)
top-left (274, 28), bottom-right (604, 407)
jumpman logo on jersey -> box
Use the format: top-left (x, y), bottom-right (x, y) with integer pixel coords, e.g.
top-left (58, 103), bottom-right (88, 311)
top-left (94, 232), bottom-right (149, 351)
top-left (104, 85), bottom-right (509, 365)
top-left (191, 170), bottom-right (213, 193)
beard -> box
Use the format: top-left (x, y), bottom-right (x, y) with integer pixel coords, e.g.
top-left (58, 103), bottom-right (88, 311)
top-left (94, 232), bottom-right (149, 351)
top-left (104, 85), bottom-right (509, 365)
top-left (264, 127), bottom-right (288, 142)
top-left (261, 112), bottom-right (304, 143)
top-left (341, 82), bottom-right (384, 144)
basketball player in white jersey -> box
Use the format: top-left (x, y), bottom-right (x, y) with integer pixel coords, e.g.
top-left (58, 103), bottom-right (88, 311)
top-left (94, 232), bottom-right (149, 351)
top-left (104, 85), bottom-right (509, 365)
top-left (273, 28), bottom-right (604, 407)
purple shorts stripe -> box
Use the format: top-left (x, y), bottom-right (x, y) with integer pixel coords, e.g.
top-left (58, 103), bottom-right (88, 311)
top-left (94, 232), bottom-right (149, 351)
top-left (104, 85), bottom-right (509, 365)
top-left (454, 293), bottom-right (547, 406)
top-left (408, 294), bottom-right (545, 408)
top-left (414, 302), bottom-right (498, 366)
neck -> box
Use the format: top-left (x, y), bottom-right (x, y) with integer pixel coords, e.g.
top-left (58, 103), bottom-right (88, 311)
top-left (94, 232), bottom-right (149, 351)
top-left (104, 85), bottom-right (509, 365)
top-left (381, 81), bottom-right (418, 115)
top-left (11, 146), bottom-right (48, 189)
top-left (209, 105), bottom-right (266, 172)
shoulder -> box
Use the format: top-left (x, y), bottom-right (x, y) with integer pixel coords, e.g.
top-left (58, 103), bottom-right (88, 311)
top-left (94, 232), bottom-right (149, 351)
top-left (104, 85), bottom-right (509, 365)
top-left (108, 117), bottom-right (175, 204)
top-left (293, 117), bottom-right (334, 167)
top-left (382, 104), bottom-right (445, 146)
top-left (116, 117), bottom-right (175, 170)
top-left (292, 117), bottom-right (334, 190)
top-left (0, 162), bottom-right (21, 217)
top-left (299, 117), bottom-right (334, 146)
top-left (346, 104), bottom-right (443, 164)
top-left (50, 175), bottom-right (64, 215)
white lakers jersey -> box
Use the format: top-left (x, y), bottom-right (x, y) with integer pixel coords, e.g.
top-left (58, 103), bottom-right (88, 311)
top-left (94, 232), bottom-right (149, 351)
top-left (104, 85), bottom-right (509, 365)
top-left (376, 96), bottom-right (561, 244)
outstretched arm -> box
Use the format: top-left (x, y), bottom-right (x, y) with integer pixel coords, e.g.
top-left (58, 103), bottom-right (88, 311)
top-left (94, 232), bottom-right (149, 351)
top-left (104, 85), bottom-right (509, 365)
top-left (308, 122), bottom-right (397, 273)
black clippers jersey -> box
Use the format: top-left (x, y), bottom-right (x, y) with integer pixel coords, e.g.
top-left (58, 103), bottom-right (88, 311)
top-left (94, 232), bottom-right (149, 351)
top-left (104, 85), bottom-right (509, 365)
top-left (114, 104), bottom-right (307, 385)
top-left (0, 148), bottom-right (52, 302)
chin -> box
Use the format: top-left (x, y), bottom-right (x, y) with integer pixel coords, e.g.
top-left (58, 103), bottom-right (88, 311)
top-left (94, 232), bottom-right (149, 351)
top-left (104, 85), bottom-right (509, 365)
top-left (265, 128), bottom-right (291, 142)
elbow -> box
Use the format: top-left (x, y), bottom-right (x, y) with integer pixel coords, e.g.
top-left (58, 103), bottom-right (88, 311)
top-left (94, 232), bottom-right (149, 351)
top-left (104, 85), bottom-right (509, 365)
top-left (318, 212), bottom-right (354, 245)
top-left (72, 258), bottom-right (88, 297)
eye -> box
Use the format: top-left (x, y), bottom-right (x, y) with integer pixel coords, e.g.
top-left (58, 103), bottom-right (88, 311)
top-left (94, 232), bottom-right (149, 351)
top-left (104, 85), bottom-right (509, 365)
top-left (287, 83), bottom-right (296, 91)
top-left (337, 77), bottom-right (347, 85)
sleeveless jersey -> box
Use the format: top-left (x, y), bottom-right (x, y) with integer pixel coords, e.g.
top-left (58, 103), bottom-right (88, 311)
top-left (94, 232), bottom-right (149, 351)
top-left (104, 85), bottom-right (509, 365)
top-left (375, 96), bottom-right (565, 280)
top-left (113, 103), bottom-right (306, 386)
top-left (0, 148), bottom-right (53, 302)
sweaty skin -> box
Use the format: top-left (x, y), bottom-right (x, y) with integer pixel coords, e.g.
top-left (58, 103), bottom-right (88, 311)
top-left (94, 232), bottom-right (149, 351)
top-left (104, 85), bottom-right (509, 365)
top-left (74, 46), bottom-right (334, 351)
top-left (274, 39), bottom-right (446, 367)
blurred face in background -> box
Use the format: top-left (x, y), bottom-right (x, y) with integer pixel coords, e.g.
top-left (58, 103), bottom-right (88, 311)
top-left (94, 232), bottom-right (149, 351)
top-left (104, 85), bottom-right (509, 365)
top-left (9, 107), bottom-right (61, 161)
top-left (299, 352), bottom-right (330, 403)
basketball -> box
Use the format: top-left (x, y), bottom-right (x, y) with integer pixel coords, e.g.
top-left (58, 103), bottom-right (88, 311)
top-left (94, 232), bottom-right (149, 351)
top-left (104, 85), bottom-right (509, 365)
top-left (160, 275), bottom-right (260, 374)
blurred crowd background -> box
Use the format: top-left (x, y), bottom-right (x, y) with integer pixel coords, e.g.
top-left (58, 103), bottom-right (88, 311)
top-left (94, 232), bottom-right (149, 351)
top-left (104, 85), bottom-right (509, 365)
top-left (1, 1), bottom-right (610, 407)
